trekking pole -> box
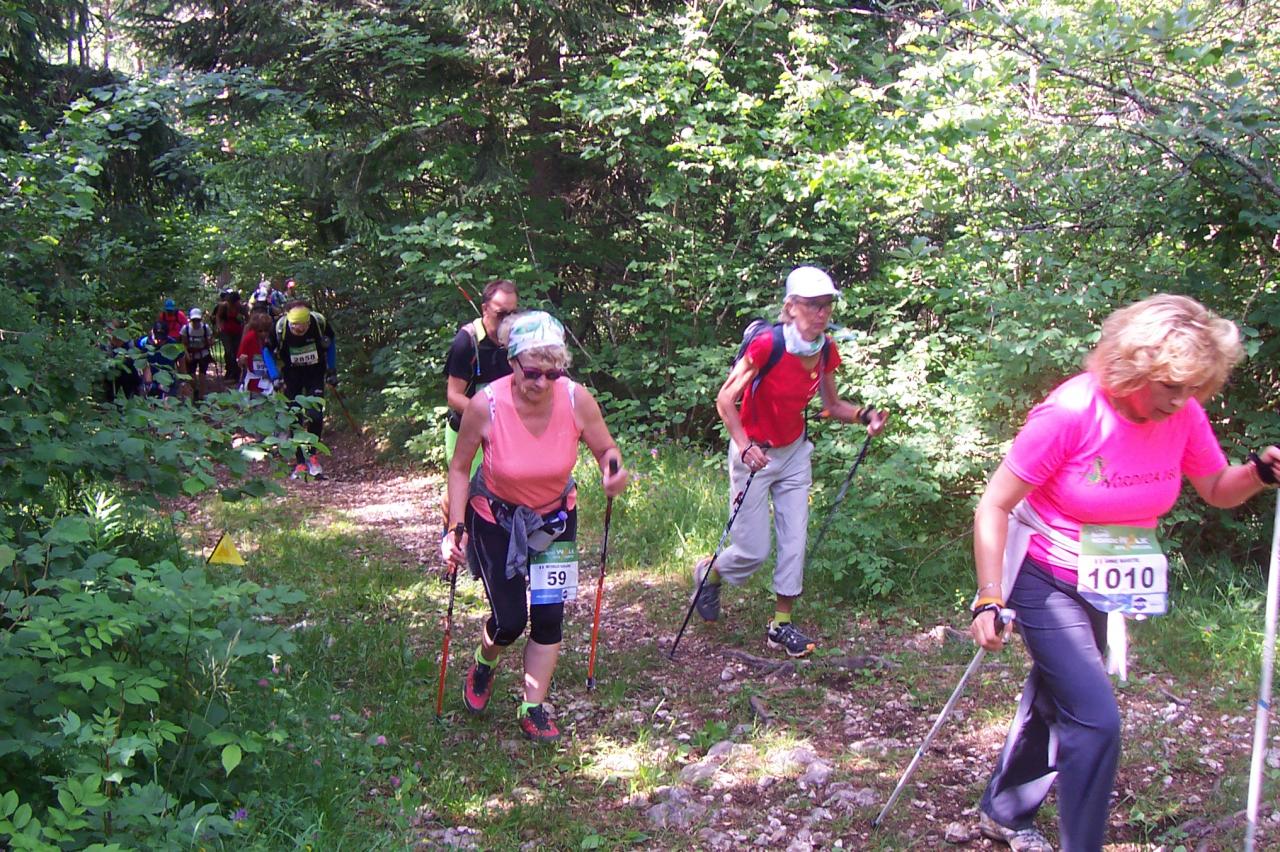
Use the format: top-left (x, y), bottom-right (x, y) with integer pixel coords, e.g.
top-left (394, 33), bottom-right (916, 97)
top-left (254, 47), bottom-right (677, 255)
top-left (670, 447), bottom-right (768, 661)
top-left (435, 524), bottom-right (464, 720)
top-left (326, 382), bottom-right (362, 435)
top-left (1245, 491), bottom-right (1280, 851)
top-left (873, 608), bottom-right (1016, 827)
top-left (808, 432), bottom-right (873, 560)
top-left (586, 459), bottom-right (620, 691)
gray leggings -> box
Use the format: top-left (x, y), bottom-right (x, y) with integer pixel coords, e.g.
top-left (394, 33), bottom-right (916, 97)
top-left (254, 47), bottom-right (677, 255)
top-left (981, 558), bottom-right (1121, 852)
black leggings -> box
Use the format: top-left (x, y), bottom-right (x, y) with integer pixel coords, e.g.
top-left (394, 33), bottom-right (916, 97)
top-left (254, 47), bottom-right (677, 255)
top-left (466, 506), bottom-right (576, 647)
top-left (285, 382), bottom-right (324, 464)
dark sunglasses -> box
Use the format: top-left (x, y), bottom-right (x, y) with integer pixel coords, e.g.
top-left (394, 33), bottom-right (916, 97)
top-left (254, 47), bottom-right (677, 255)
top-left (516, 358), bottom-right (567, 382)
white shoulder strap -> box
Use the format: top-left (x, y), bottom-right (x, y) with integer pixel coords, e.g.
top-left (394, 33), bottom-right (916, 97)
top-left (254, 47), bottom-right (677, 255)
top-left (482, 383), bottom-right (497, 421)
top-left (567, 380), bottom-right (576, 410)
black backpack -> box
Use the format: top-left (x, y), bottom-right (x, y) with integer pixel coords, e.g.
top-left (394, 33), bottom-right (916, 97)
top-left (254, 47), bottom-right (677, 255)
top-left (733, 318), bottom-right (830, 395)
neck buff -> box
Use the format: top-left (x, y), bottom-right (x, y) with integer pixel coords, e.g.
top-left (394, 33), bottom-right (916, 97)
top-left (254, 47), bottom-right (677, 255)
top-left (782, 321), bottom-right (824, 357)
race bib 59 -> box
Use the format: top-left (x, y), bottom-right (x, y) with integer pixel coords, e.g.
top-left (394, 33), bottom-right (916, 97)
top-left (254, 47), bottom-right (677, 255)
top-left (530, 541), bottom-right (578, 605)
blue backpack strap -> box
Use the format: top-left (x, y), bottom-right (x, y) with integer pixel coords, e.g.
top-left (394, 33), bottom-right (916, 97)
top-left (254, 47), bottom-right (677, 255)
top-left (748, 323), bottom-right (787, 395)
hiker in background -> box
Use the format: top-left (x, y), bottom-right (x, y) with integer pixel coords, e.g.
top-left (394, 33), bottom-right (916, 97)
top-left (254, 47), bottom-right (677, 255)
top-left (271, 303), bottom-right (336, 479)
top-left (441, 279), bottom-right (518, 521)
top-left (251, 278), bottom-right (281, 319)
top-left (237, 312), bottom-right (275, 396)
top-left (691, 266), bottom-right (889, 658)
top-left (102, 319), bottom-right (142, 403)
top-left (969, 294), bottom-right (1280, 852)
top-left (180, 308), bottom-right (215, 401)
top-left (157, 298), bottom-right (187, 340)
top-left (441, 311), bottom-right (628, 743)
top-left (139, 320), bottom-right (180, 400)
top-left (214, 290), bottom-right (247, 384)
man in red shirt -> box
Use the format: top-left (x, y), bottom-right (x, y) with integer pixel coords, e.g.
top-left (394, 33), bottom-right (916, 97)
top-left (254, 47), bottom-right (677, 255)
top-left (214, 290), bottom-right (247, 383)
top-left (158, 298), bottom-right (187, 340)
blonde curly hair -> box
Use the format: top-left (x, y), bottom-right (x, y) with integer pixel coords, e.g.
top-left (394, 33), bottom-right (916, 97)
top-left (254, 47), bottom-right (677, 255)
top-left (1085, 294), bottom-right (1242, 402)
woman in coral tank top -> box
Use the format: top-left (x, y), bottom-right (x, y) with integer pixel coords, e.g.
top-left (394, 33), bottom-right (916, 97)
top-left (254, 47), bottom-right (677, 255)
top-left (442, 311), bottom-right (628, 743)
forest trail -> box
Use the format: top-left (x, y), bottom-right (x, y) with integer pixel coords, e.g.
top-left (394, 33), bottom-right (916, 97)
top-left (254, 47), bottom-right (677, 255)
top-left (187, 420), bottom-right (1276, 851)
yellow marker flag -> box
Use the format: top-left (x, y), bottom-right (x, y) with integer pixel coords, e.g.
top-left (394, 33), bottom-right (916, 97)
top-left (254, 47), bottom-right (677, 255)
top-left (207, 532), bottom-right (246, 565)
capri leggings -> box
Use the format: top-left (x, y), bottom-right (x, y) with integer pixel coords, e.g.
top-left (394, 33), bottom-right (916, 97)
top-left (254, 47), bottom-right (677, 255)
top-left (466, 505), bottom-right (577, 647)
top-left (284, 381), bottom-right (324, 465)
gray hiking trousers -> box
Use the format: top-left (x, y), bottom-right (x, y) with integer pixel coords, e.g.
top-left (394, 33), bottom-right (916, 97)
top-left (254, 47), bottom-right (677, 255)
top-left (713, 436), bottom-right (812, 598)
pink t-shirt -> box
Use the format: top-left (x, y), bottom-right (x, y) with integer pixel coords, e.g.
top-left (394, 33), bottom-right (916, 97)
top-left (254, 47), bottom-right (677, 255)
top-left (1007, 372), bottom-right (1226, 580)
top-left (739, 331), bottom-right (843, 448)
top-left (471, 375), bottom-right (581, 522)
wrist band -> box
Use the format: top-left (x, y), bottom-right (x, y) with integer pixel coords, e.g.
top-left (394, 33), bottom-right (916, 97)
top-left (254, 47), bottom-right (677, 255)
top-left (442, 523), bottom-right (464, 540)
top-left (971, 601), bottom-right (1004, 622)
top-left (741, 442), bottom-right (757, 463)
top-left (972, 595), bottom-right (1004, 611)
top-left (1249, 451), bottom-right (1278, 486)
top-left (859, 406), bottom-right (875, 426)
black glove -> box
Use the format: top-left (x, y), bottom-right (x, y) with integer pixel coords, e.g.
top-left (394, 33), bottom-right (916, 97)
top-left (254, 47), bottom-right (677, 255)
top-left (1249, 446), bottom-right (1280, 486)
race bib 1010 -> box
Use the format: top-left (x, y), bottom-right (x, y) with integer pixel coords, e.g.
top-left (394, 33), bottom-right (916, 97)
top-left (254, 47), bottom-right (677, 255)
top-left (1077, 524), bottom-right (1167, 616)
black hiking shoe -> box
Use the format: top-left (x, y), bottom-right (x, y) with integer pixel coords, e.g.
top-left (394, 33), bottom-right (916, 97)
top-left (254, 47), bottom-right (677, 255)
top-left (518, 704), bottom-right (560, 743)
top-left (691, 556), bottom-right (720, 622)
top-left (766, 622), bottom-right (816, 658)
top-left (463, 662), bottom-right (495, 714)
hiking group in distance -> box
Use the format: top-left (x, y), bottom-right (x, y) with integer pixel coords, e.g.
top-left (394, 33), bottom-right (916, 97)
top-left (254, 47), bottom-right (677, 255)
top-left (99, 276), bottom-right (339, 481)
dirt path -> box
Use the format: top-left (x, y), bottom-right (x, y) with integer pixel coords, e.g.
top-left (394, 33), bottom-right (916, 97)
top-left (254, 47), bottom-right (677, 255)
top-left (219, 425), bottom-right (1278, 851)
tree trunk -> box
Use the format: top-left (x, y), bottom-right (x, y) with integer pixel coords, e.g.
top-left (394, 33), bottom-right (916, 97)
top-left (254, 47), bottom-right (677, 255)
top-left (525, 22), bottom-right (563, 201)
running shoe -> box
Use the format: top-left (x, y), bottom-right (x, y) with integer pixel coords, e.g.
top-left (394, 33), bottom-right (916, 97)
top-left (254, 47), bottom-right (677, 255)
top-left (691, 556), bottom-right (721, 622)
top-left (518, 704), bottom-right (560, 743)
top-left (765, 622), bottom-right (816, 658)
top-left (290, 463), bottom-right (308, 480)
top-left (463, 662), bottom-right (495, 714)
top-left (306, 453), bottom-right (324, 477)
top-left (978, 811), bottom-right (1053, 852)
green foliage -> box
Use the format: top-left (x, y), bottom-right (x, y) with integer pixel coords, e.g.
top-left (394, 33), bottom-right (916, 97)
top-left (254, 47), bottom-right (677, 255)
top-left (0, 53), bottom-right (327, 843)
top-left (6, 0), bottom-right (1280, 839)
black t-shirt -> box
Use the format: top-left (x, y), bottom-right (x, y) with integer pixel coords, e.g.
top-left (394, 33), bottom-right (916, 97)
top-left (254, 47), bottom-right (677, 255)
top-left (444, 320), bottom-right (512, 428)
top-left (273, 317), bottom-right (333, 389)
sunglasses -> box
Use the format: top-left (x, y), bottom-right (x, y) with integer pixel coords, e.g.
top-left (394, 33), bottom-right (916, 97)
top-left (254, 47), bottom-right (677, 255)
top-left (516, 358), bottom-right (567, 382)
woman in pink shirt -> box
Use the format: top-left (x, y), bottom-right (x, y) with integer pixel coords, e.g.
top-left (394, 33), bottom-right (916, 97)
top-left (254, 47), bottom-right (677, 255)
top-left (441, 311), bottom-right (628, 742)
top-left (970, 294), bottom-right (1280, 852)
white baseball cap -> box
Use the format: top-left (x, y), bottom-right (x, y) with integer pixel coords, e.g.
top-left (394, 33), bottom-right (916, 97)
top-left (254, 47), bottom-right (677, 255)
top-left (784, 266), bottom-right (838, 299)
top-left (189, 308), bottom-right (204, 319)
